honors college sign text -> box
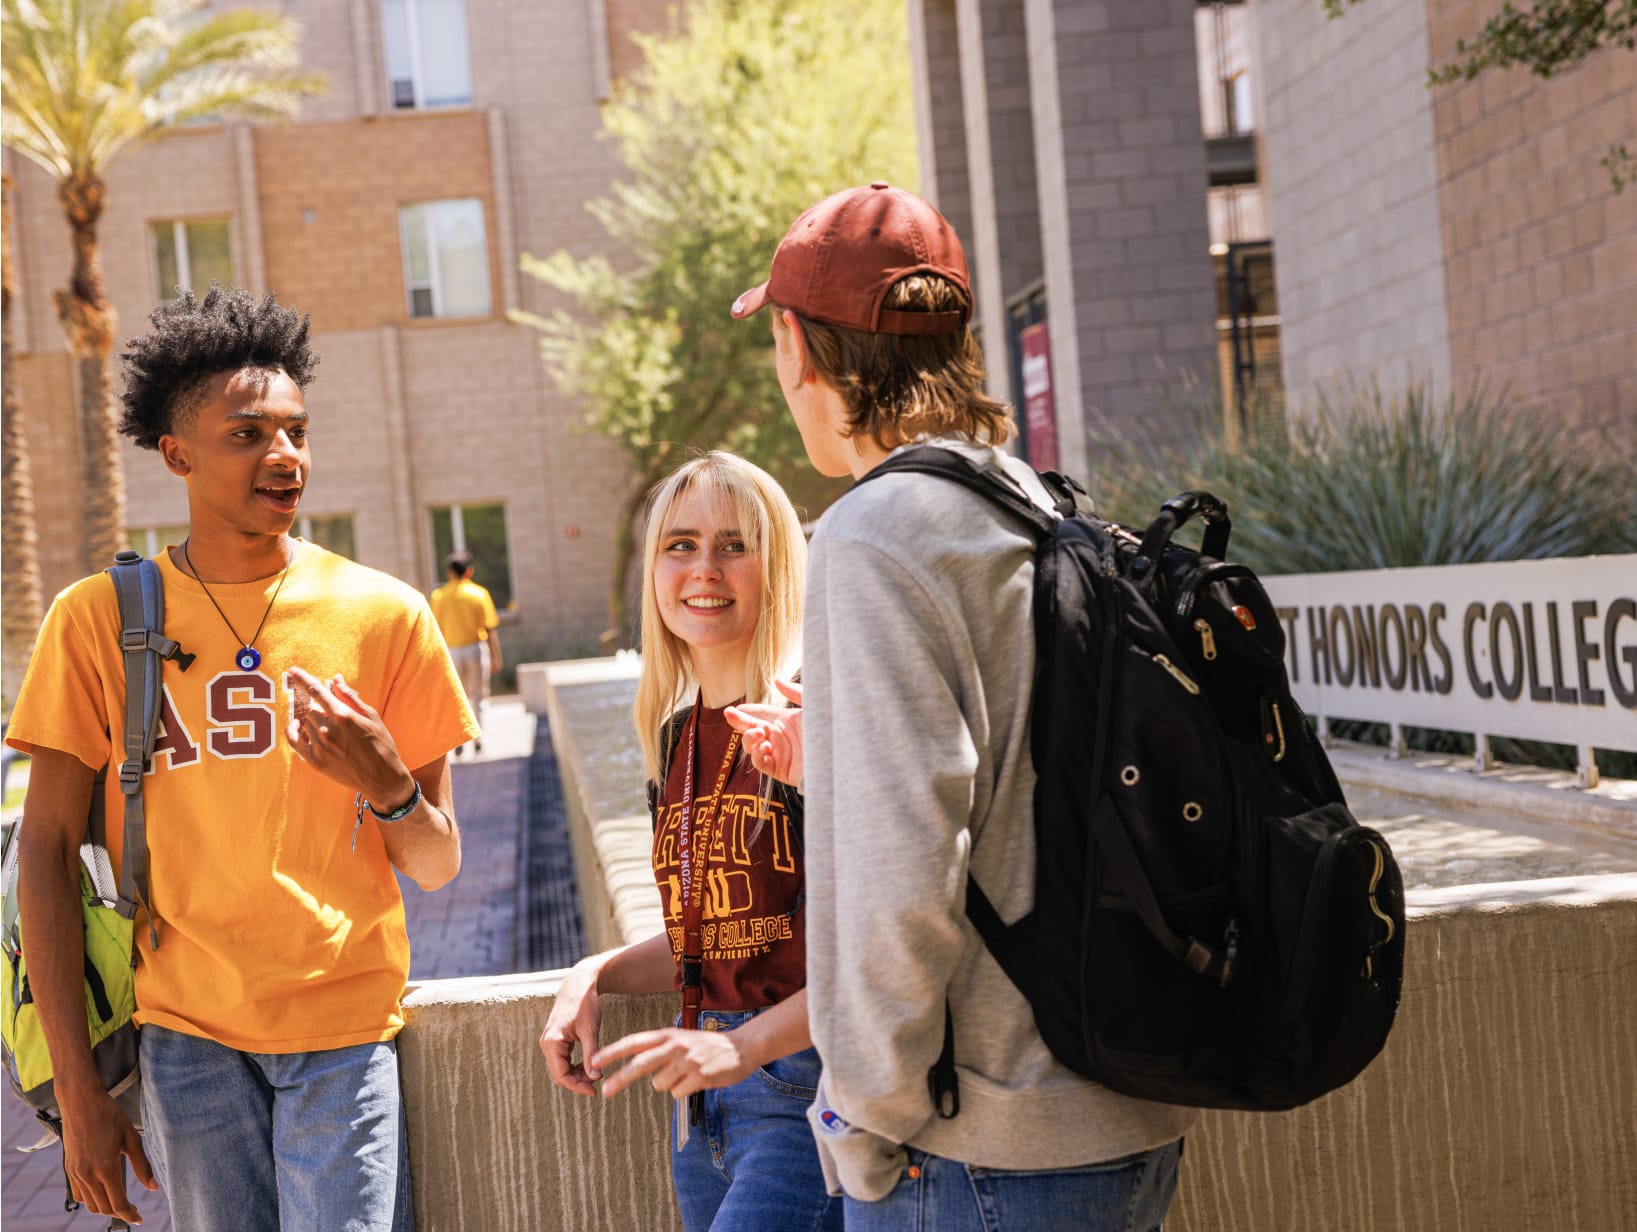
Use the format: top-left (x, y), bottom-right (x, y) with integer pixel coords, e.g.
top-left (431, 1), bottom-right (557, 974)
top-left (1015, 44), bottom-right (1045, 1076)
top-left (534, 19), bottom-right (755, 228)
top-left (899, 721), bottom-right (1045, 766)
top-left (1260, 555), bottom-right (1637, 756)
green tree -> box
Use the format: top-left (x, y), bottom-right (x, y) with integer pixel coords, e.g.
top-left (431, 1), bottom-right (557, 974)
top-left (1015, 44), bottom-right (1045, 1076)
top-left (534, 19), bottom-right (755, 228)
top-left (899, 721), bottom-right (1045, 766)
top-left (2, 172), bottom-right (44, 714)
top-left (1, 0), bottom-right (324, 578)
top-left (1326, 0), bottom-right (1637, 188)
top-left (514, 0), bottom-right (916, 639)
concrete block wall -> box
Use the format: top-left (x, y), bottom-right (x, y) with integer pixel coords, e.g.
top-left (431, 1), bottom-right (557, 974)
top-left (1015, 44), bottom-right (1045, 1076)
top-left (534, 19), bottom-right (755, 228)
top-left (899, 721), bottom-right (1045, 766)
top-left (1254, 0), bottom-right (1454, 408)
top-left (1427, 0), bottom-right (1637, 434)
top-left (1039, 0), bottom-right (1218, 439)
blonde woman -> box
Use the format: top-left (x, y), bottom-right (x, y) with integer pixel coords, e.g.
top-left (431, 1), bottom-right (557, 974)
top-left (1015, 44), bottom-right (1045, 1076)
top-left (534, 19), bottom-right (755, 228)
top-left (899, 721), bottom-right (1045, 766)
top-left (539, 452), bottom-right (836, 1232)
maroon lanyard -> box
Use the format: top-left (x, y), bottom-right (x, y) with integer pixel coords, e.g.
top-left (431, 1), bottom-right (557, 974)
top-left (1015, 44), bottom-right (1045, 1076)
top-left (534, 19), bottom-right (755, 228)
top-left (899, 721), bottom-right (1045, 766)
top-left (675, 700), bottom-right (741, 1030)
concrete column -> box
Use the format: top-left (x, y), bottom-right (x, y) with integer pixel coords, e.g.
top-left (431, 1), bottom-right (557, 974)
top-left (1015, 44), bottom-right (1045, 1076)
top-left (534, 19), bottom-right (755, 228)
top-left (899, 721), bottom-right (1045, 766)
top-left (232, 125), bottom-right (267, 295)
top-left (908, 0), bottom-right (973, 256)
top-left (486, 106), bottom-right (520, 313)
top-left (1023, 0), bottom-right (1085, 473)
top-left (350, 0), bottom-right (380, 118)
top-left (376, 325), bottom-right (425, 586)
top-left (954, 0), bottom-right (1010, 406)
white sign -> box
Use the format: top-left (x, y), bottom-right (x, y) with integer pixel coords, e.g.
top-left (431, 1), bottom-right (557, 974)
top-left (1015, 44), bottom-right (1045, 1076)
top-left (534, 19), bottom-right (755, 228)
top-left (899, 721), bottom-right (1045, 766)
top-left (1260, 556), bottom-right (1637, 753)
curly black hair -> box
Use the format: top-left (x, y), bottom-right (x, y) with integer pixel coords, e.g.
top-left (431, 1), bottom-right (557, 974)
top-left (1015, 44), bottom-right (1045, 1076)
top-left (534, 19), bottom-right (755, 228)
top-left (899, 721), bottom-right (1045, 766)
top-left (118, 285), bottom-right (320, 450)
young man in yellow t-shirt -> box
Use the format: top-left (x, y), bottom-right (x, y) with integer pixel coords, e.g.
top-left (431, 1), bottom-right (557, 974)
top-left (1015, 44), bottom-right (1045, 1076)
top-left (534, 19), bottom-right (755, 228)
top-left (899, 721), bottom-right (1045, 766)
top-left (429, 551), bottom-right (502, 754)
top-left (6, 287), bottom-right (479, 1229)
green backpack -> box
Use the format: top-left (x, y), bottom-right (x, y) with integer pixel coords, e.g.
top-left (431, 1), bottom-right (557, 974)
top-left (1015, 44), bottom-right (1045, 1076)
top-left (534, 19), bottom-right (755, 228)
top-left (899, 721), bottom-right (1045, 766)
top-left (2, 551), bottom-right (191, 1162)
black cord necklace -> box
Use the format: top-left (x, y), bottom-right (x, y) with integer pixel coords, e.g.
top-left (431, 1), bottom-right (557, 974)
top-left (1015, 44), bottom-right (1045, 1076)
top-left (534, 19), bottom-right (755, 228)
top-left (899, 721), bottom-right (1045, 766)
top-left (181, 539), bottom-right (296, 671)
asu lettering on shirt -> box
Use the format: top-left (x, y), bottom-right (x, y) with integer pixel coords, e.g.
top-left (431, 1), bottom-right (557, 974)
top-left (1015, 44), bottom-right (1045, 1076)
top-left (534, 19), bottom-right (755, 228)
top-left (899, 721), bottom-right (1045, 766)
top-left (650, 703), bottom-right (807, 1012)
top-left (151, 669), bottom-right (338, 768)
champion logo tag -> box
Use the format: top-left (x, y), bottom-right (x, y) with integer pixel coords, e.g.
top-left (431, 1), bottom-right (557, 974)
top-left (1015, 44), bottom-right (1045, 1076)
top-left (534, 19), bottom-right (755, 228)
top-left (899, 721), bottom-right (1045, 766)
top-left (818, 1108), bottom-right (847, 1134)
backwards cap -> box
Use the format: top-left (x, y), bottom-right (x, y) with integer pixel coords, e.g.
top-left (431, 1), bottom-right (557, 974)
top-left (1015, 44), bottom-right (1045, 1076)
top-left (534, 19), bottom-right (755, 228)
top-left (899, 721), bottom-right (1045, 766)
top-left (730, 182), bottom-right (969, 336)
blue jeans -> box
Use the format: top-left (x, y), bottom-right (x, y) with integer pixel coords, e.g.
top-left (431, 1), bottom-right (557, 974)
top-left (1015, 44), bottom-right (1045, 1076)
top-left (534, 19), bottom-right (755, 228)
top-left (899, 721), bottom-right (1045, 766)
top-left (140, 1024), bottom-right (412, 1232)
top-left (670, 1008), bottom-right (841, 1232)
top-left (842, 1138), bottom-right (1183, 1232)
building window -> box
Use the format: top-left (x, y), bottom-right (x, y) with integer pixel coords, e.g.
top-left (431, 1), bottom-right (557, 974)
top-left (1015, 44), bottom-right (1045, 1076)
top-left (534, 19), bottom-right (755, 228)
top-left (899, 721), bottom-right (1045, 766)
top-left (430, 503), bottom-right (513, 610)
top-left (151, 219), bottom-right (234, 302)
top-left (298, 513), bottom-right (357, 560)
top-left (399, 199), bottom-right (491, 319)
top-left (382, 0), bottom-right (472, 110)
top-left (126, 525), bottom-right (190, 559)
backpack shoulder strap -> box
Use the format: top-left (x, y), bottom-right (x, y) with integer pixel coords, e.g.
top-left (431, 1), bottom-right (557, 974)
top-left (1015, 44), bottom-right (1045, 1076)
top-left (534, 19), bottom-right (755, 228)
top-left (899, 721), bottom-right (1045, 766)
top-left (107, 551), bottom-right (192, 944)
top-left (855, 446), bottom-right (1060, 540)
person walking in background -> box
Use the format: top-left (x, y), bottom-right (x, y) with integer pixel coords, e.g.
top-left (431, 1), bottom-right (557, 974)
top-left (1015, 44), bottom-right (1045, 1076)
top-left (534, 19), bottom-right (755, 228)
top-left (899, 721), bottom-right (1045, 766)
top-left (431, 551), bottom-right (502, 755)
top-left (6, 287), bottom-right (477, 1228)
top-left (539, 452), bottom-right (839, 1232)
top-left (726, 184), bottom-right (1194, 1230)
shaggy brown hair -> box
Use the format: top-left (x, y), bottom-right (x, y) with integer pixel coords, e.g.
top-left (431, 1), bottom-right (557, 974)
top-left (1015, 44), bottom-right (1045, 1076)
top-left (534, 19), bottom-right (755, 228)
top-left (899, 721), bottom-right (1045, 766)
top-left (784, 275), bottom-right (1013, 451)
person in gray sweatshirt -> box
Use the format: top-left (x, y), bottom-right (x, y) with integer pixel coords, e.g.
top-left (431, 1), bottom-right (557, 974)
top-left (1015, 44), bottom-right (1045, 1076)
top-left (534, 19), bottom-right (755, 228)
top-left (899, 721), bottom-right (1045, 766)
top-left (725, 183), bottom-right (1197, 1230)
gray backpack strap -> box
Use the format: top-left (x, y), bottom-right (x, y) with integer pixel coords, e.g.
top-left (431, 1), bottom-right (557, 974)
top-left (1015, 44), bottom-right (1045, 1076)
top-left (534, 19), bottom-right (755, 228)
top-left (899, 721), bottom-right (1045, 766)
top-left (107, 551), bottom-right (193, 947)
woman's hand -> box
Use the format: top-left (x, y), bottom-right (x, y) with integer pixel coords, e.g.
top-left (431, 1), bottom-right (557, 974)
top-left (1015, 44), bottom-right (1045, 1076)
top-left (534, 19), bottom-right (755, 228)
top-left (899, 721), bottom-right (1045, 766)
top-left (725, 679), bottom-right (803, 786)
top-left (539, 958), bottom-right (607, 1095)
top-left (590, 1027), bottom-right (756, 1100)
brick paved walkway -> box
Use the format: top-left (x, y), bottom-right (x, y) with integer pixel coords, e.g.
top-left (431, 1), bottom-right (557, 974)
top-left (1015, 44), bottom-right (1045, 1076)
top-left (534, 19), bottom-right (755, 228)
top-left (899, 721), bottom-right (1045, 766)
top-left (1, 698), bottom-right (580, 1230)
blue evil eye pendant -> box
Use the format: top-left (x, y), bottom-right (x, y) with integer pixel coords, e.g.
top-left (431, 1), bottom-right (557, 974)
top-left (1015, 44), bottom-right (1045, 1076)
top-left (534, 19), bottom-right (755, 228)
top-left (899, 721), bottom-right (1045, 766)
top-left (236, 646), bottom-right (262, 671)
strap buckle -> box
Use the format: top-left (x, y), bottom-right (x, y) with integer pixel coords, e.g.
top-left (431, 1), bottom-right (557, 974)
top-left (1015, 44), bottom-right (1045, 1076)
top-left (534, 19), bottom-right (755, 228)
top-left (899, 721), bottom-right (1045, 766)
top-left (117, 759), bottom-right (144, 795)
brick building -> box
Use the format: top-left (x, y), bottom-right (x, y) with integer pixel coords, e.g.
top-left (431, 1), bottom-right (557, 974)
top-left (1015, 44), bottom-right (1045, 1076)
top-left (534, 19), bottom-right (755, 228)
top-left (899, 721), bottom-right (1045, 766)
top-left (4, 0), bottom-right (676, 662)
top-left (909, 0), bottom-right (1634, 481)
top-left (1258, 0), bottom-right (1634, 431)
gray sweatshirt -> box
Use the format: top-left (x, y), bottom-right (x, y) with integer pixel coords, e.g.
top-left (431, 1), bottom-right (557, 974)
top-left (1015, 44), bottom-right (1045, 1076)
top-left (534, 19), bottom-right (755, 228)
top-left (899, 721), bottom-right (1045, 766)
top-left (802, 439), bottom-right (1198, 1200)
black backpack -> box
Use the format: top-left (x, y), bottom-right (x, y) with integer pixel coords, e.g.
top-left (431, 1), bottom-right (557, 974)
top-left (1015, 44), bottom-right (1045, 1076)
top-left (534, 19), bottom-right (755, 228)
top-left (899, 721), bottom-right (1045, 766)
top-left (858, 447), bottom-right (1405, 1113)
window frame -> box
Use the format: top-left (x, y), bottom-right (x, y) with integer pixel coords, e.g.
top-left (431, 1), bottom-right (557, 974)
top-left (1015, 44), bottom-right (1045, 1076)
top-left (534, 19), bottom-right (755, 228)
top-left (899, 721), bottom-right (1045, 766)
top-left (398, 198), bottom-right (491, 320)
top-left (150, 217), bottom-right (235, 304)
top-left (383, 0), bottom-right (473, 111)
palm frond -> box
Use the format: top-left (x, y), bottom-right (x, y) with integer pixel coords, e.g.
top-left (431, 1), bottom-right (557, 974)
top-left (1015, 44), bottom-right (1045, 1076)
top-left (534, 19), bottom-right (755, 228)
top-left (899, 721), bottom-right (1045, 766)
top-left (2, 0), bottom-right (324, 179)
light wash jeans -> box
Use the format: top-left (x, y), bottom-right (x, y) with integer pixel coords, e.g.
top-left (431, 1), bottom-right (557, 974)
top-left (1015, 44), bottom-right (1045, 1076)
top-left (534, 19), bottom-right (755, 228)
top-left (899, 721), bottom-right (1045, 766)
top-left (842, 1137), bottom-right (1183, 1232)
top-left (670, 1008), bottom-right (842, 1232)
top-left (140, 1024), bottom-right (412, 1232)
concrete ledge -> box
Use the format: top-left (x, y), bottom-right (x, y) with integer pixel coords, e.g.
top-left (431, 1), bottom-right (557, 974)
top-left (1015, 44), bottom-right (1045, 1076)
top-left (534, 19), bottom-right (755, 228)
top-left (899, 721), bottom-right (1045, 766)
top-left (1331, 742), bottom-right (1637, 840)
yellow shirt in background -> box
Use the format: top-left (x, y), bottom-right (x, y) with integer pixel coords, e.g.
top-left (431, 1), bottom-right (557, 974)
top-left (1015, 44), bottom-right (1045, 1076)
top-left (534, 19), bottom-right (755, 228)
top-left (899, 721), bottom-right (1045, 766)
top-left (6, 544), bottom-right (479, 1053)
top-left (429, 577), bottom-right (500, 649)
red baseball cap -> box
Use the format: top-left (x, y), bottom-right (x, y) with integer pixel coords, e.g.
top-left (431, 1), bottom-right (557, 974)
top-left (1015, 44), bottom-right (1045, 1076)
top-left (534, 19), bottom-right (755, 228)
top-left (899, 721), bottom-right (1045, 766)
top-left (730, 182), bottom-right (970, 335)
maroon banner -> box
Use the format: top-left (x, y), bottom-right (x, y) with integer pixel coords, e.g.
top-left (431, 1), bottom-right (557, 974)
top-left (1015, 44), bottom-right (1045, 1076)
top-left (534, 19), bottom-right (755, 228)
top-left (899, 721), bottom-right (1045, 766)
top-left (1019, 322), bottom-right (1059, 472)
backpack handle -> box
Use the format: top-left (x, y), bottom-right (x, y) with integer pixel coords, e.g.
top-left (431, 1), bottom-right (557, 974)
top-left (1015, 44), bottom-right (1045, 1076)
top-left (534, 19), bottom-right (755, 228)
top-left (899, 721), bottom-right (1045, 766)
top-left (1130, 491), bottom-right (1231, 588)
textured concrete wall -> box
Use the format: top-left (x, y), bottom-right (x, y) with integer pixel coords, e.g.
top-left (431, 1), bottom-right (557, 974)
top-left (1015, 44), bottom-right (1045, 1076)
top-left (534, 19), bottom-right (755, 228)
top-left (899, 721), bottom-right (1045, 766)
top-left (1174, 880), bottom-right (1637, 1231)
top-left (1254, 0), bottom-right (1453, 408)
top-left (401, 976), bottom-right (679, 1231)
top-left (518, 658), bottom-right (1637, 1231)
top-left (397, 881), bottom-right (1637, 1232)
top-left (1426, 0), bottom-right (1636, 434)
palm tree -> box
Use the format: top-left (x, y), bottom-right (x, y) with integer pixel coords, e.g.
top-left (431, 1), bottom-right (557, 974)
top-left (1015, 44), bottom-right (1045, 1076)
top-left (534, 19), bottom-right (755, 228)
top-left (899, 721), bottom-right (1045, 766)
top-left (2, 172), bottom-right (44, 714)
top-left (1, 0), bottom-right (323, 576)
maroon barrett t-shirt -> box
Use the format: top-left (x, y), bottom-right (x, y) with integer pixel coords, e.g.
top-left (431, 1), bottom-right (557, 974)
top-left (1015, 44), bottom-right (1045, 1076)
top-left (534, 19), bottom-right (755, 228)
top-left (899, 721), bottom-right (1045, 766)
top-left (651, 703), bottom-right (807, 1011)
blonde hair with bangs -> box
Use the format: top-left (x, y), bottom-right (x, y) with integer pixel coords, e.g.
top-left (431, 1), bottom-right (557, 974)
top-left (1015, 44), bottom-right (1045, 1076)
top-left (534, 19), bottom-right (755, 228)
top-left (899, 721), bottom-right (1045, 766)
top-left (633, 451), bottom-right (806, 785)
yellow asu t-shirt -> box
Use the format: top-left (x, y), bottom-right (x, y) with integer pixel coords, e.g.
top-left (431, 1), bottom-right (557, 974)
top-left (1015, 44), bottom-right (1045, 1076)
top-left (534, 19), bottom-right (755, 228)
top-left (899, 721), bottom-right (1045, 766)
top-left (5, 543), bottom-right (480, 1053)
top-left (429, 578), bottom-right (499, 649)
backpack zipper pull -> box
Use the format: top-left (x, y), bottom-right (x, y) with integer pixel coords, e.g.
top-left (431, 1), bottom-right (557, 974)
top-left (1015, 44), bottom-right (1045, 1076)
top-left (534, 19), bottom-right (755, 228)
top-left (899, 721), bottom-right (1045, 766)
top-left (1152, 654), bottom-right (1201, 695)
top-left (1193, 619), bottom-right (1217, 661)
